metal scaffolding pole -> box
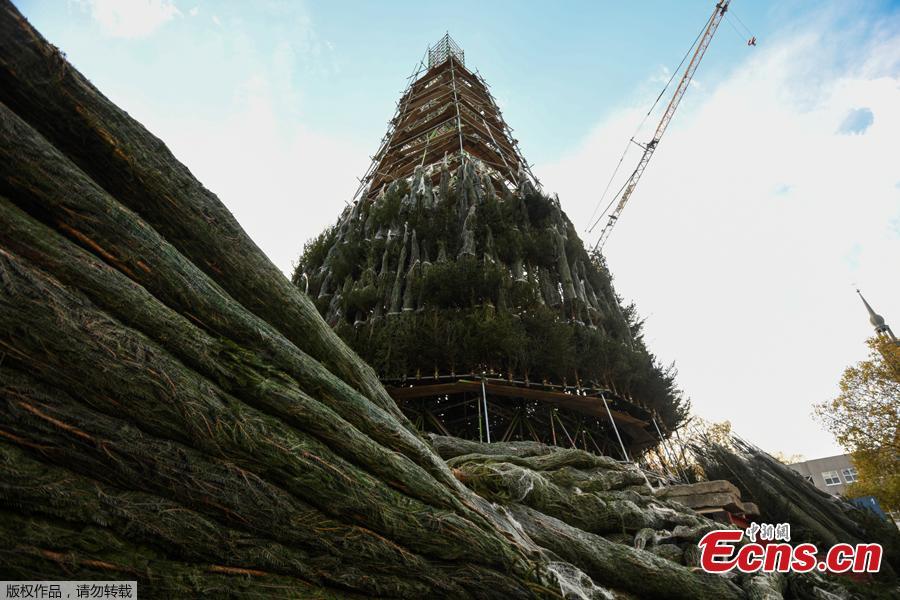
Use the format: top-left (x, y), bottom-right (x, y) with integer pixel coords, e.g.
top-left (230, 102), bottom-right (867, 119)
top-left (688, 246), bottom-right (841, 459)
top-left (476, 393), bottom-right (483, 443)
top-left (449, 56), bottom-right (466, 167)
top-left (480, 376), bottom-right (491, 443)
top-left (600, 392), bottom-right (629, 461)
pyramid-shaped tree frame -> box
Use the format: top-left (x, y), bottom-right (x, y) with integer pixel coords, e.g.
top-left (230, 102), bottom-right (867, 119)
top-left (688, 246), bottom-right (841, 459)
top-left (353, 34), bottom-right (540, 202)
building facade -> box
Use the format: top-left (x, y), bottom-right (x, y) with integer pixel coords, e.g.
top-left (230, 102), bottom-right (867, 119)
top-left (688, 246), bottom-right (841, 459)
top-left (788, 454), bottom-right (859, 496)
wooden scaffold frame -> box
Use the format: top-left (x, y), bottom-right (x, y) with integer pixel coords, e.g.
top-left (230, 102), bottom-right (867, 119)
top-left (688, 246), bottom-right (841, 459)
top-left (352, 34), bottom-right (541, 203)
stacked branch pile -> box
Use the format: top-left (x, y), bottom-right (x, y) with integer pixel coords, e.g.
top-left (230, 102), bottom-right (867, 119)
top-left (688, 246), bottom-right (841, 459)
top-left (0, 3), bottom-right (563, 596)
top-left (695, 439), bottom-right (900, 588)
top-left (432, 435), bottom-right (889, 599)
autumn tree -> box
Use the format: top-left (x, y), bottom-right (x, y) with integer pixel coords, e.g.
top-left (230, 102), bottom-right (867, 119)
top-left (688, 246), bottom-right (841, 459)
top-left (653, 418), bottom-right (734, 482)
top-left (770, 451), bottom-right (805, 465)
top-left (815, 336), bottom-right (900, 510)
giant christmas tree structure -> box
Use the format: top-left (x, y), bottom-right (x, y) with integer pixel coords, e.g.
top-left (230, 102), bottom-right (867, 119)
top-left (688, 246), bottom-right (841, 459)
top-left (295, 35), bottom-right (687, 458)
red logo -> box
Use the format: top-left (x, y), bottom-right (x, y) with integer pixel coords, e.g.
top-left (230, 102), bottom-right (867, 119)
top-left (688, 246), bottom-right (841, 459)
top-left (698, 529), bottom-right (882, 574)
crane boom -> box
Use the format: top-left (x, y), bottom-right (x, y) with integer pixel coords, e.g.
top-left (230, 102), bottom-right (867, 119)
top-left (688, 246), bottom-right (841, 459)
top-left (594, 0), bottom-right (731, 250)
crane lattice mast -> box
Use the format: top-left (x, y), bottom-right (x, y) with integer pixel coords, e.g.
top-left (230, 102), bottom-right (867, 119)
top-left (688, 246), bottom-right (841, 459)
top-left (594, 0), bottom-right (731, 250)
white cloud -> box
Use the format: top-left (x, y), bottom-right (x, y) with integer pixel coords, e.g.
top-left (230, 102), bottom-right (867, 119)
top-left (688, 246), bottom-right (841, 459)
top-left (87, 0), bottom-right (181, 38)
top-left (74, 2), bottom-right (352, 278)
top-left (158, 77), bottom-right (367, 278)
top-left (540, 17), bottom-right (900, 458)
top-left (113, 70), bottom-right (367, 280)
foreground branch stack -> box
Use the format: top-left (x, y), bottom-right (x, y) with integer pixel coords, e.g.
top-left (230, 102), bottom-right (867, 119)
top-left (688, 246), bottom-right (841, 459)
top-left (429, 436), bottom-right (896, 599)
top-left (0, 2), bottom-right (894, 598)
top-left (0, 3), bottom-right (556, 596)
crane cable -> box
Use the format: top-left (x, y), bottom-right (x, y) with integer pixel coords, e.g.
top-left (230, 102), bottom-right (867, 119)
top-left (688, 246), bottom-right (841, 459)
top-left (731, 9), bottom-right (755, 39)
top-left (586, 10), bottom-right (714, 235)
top-left (723, 14), bottom-right (745, 43)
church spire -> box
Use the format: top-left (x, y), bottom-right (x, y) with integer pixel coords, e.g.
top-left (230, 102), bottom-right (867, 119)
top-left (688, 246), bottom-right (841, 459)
top-left (857, 289), bottom-right (897, 343)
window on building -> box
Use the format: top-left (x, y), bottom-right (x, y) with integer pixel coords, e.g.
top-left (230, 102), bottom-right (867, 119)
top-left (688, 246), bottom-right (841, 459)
top-left (822, 470), bottom-right (841, 486)
top-left (842, 467), bottom-right (858, 483)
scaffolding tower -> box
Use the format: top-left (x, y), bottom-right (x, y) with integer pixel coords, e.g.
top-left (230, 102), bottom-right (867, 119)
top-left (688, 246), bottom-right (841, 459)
top-left (353, 34), bottom-right (540, 202)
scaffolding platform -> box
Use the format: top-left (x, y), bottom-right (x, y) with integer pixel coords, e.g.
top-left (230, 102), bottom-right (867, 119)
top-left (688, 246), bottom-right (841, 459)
top-left (385, 373), bottom-right (659, 457)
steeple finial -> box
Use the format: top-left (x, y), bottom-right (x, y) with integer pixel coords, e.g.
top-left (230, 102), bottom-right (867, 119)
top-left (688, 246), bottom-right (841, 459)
top-left (857, 289), bottom-right (885, 327)
top-left (857, 289), bottom-right (897, 343)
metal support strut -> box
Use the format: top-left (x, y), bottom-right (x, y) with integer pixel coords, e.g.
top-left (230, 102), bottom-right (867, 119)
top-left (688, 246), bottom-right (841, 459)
top-left (600, 392), bottom-right (629, 461)
top-left (480, 376), bottom-right (491, 443)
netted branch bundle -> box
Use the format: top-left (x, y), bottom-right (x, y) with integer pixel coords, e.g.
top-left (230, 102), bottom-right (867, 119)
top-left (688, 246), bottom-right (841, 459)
top-left (429, 433), bottom-right (556, 460)
top-left (449, 454), bottom-right (704, 535)
top-left (444, 439), bottom-right (898, 599)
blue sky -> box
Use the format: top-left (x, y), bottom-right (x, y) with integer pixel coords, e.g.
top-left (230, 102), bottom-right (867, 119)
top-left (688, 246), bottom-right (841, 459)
top-left (23, 1), bottom-right (787, 163)
top-left (15, 0), bottom-right (900, 459)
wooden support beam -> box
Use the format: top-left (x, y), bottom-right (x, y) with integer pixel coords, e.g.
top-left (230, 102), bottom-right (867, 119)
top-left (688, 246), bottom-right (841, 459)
top-left (550, 408), bottom-right (557, 446)
top-left (501, 408), bottom-right (519, 442)
top-left (387, 380), bottom-right (649, 428)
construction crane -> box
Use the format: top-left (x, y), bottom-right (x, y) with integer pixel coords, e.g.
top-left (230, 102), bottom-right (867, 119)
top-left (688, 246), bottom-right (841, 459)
top-left (592, 0), bottom-right (732, 251)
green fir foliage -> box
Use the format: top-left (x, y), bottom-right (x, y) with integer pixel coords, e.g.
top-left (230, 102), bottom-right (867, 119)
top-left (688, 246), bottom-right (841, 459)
top-left (295, 169), bottom-right (688, 430)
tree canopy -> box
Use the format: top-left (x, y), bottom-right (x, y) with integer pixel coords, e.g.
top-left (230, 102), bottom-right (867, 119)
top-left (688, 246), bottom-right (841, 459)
top-left (815, 336), bottom-right (900, 510)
